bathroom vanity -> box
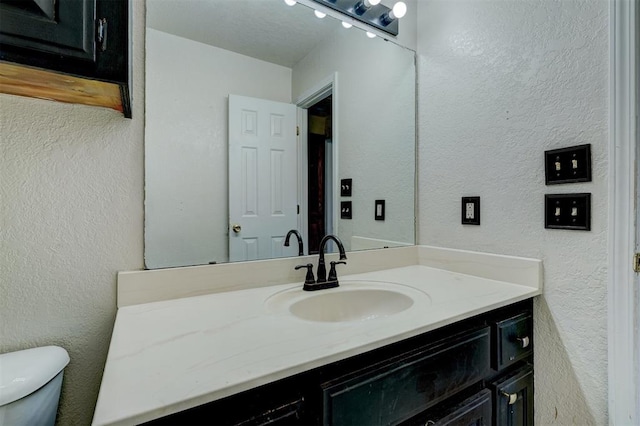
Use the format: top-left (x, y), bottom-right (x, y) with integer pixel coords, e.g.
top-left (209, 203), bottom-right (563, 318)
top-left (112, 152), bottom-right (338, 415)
top-left (144, 300), bottom-right (533, 425)
top-left (92, 246), bottom-right (542, 426)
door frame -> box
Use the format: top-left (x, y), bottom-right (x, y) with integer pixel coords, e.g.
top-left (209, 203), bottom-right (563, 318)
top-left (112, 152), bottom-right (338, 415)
top-left (608, 0), bottom-right (638, 423)
top-left (295, 73), bottom-right (340, 251)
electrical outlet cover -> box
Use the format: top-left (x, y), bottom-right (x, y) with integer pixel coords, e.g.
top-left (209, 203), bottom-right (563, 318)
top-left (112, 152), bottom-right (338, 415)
top-left (375, 200), bottom-right (385, 221)
top-left (461, 197), bottom-right (480, 225)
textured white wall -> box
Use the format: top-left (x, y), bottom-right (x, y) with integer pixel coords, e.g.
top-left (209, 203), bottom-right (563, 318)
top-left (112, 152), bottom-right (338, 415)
top-left (292, 30), bottom-right (416, 251)
top-left (0, 1), bottom-right (612, 424)
top-left (0, 1), bottom-right (145, 425)
top-left (417, 1), bottom-right (609, 424)
top-left (144, 29), bottom-right (292, 268)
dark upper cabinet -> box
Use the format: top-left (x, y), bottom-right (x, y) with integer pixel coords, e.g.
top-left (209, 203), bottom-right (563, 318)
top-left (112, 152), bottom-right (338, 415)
top-left (0, 0), bottom-right (131, 117)
top-left (0, 0), bottom-right (96, 61)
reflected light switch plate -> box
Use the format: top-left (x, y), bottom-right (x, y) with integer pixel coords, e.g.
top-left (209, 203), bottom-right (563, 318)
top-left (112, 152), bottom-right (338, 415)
top-left (341, 179), bottom-right (352, 197)
top-left (341, 201), bottom-right (352, 219)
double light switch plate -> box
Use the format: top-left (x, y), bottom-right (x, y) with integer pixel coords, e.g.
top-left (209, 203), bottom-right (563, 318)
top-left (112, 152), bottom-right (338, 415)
top-left (544, 193), bottom-right (591, 230)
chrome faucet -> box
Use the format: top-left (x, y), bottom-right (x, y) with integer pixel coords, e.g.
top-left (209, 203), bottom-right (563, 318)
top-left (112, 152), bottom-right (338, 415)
top-left (284, 229), bottom-right (304, 256)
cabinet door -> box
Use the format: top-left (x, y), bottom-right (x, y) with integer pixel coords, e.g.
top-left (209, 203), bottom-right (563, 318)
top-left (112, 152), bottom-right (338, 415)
top-left (0, 0), bottom-right (96, 61)
top-left (492, 313), bottom-right (533, 371)
top-left (491, 366), bottom-right (533, 426)
top-left (322, 327), bottom-right (491, 426)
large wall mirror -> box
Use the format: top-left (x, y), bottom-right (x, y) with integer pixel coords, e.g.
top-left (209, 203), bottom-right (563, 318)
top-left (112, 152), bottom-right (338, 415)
top-left (145, 0), bottom-right (417, 269)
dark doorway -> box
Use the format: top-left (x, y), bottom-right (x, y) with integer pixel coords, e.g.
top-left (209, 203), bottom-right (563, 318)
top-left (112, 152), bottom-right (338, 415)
top-left (307, 95), bottom-right (332, 254)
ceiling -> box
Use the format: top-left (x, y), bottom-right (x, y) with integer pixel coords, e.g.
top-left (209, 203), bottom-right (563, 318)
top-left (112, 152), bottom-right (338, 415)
top-left (146, 0), bottom-right (343, 68)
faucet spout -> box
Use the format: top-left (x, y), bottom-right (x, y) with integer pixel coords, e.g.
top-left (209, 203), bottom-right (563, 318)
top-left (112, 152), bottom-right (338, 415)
top-left (284, 229), bottom-right (304, 256)
top-left (316, 234), bottom-right (347, 283)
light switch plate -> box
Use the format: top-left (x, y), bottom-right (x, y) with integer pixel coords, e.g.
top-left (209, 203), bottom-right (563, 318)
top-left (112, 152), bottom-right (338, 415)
top-left (545, 144), bottom-right (592, 185)
top-left (545, 193), bottom-right (591, 230)
top-left (341, 179), bottom-right (352, 197)
top-left (341, 201), bottom-right (352, 219)
top-left (461, 197), bottom-right (480, 225)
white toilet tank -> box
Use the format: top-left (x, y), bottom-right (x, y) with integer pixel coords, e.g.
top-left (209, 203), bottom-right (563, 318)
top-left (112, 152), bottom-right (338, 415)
top-left (0, 346), bottom-right (70, 426)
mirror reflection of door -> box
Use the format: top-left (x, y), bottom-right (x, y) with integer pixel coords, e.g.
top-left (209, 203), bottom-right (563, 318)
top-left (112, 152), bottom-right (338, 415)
top-left (228, 95), bottom-right (298, 262)
top-left (307, 95), bottom-right (333, 254)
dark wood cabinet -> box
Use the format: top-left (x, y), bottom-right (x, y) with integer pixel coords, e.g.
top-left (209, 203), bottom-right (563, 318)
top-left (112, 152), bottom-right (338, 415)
top-left (142, 300), bottom-right (535, 426)
top-left (322, 327), bottom-right (491, 426)
top-left (492, 313), bottom-right (533, 371)
top-left (0, 0), bottom-right (131, 117)
top-left (403, 389), bottom-right (493, 426)
top-left (490, 366), bottom-right (534, 426)
top-left (1, 0), bottom-right (97, 62)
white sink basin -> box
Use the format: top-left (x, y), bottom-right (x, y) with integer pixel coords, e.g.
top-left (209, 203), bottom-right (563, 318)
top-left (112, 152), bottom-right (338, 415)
top-left (265, 280), bottom-right (431, 323)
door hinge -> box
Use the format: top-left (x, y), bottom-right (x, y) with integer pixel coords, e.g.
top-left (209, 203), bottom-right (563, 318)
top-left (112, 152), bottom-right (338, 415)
top-left (97, 18), bottom-right (108, 52)
top-left (297, 204), bottom-right (300, 214)
top-left (296, 126), bottom-right (300, 136)
top-left (634, 253), bottom-right (640, 273)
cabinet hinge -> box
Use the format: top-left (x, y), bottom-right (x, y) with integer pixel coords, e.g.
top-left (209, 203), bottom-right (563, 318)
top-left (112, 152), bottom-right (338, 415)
top-left (296, 126), bottom-right (299, 136)
top-left (634, 253), bottom-right (640, 273)
top-left (97, 18), bottom-right (108, 52)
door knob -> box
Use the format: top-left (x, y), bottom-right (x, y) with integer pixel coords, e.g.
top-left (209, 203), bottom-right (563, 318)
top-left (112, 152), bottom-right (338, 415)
top-left (232, 224), bottom-right (242, 233)
top-left (517, 336), bottom-right (530, 348)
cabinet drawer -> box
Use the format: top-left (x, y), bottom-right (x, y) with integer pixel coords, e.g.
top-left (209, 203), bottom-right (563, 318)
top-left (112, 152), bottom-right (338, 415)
top-left (322, 327), bottom-right (491, 426)
top-left (235, 398), bottom-right (304, 426)
top-left (493, 313), bottom-right (532, 371)
top-left (490, 365), bottom-right (534, 426)
top-left (402, 388), bottom-right (492, 426)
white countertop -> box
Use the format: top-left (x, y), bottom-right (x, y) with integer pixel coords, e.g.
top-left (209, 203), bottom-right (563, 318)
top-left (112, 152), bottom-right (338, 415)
top-left (93, 249), bottom-right (542, 426)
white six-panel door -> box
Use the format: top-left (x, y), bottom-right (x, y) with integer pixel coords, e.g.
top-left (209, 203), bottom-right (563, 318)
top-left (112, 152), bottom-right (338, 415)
top-left (228, 95), bottom-right (299, 262)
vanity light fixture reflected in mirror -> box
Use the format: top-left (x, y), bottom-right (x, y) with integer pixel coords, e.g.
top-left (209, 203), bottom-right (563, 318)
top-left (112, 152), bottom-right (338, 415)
top-left (305, 0), bottom-right (408, 36)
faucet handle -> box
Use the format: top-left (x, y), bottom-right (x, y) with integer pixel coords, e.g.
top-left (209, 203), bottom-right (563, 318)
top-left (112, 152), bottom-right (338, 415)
top-left (295, 263), bottom-right (315, 284)
top-left (328, 261), bottom-right (347, 282)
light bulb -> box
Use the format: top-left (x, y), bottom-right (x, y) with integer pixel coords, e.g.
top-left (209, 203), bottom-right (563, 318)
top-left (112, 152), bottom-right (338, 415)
top-left (380, 0), bottom-right (407, 26)
top-left (391, 1), bottom-right (407, 19)
top-left (342, 21), bottom-right (353, 29)
top-left (355, 0), bottom-right (380, 15)
top-left (366, 31), bottom-right (376, 38)
top-left (314, 10), bottom-right (326, 18)
top-left (284, 0), bottom-right (296, 5)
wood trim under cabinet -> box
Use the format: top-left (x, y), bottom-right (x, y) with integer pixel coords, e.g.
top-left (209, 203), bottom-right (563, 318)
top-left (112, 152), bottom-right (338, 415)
top-left (0, 61), bottom-right (128, 116)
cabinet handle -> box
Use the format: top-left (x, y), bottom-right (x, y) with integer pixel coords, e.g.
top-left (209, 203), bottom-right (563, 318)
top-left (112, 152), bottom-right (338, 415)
top-left (517, 336), bottom-right (530, 348)
top-left (97, 18), bottom-right (108, 51)
top-left (502, 391), bottom-right (518, 405)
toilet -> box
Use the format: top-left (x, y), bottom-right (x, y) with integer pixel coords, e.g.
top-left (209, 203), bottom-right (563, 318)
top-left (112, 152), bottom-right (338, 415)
top-left (0, 346), bottom-right (70, 426)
